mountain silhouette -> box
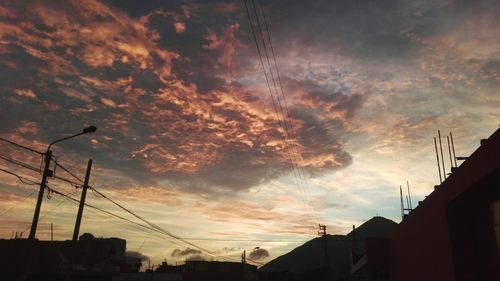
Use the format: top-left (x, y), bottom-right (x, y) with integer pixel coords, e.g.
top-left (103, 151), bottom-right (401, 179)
top-left (259, 216), bottom-right (397, 281)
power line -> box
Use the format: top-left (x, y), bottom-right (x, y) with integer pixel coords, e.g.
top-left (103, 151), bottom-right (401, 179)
top-left (0, 167), bottom-right (39, 186)
top-left (52, 159), bottom-right (84, 183)
top-left (243, 0), bottom-right (318, 229)
top-left (52, 175), bottom-right (82, 188)
top-left (250, 0), bottom-right (314, 219)
top-left (88, 187), bottom-right (238, 261)
top-left (255, 0), bottom-right (313, 196)
top-left (49, 187), bottom-right (160, 234)
top-left (178, 237), bottom-right (308, 243)
top-left (46, 185), bottom-right (244, 263)
top-left (51, 187), bottom-right (194, 249)
top-left (0, 153), bottom-right (41, 173)
top-left (0, 153), bottom-right (82, 188)
top-left (250, 0), bottom-right (311, 214)
top-left (0, 137), bottom-right (44, 155)
top-left (256, 0), bottom-right (317, 223)
top-left (0, 189), bottom-right (36, 217)
top-left (0, 146), bottom-right (243, 262)
top-left (0, 167), bottom-right (263, 265)
top-left (21, 196), bottom-right (67, 235)
top-left (0, 139), bottom-right (264, 265)
top-left (243, 0), bottom-right (305, 205)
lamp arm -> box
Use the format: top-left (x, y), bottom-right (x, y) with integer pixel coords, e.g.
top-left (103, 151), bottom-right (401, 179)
top-left (46, 132), bottom-right (86, 152)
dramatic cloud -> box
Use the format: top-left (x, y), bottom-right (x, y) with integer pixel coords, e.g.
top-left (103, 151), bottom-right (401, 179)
top-left (126, 250), bottom-right (149, 262)
top-left (170, 248), bottom-right (208, 262)
top-left (0, 0), bottom-right (359, 194)
top-left (185, 254), bottom-right (207, 261)
top-left (171, 248), bottom-right (202, 258)
top-left (0, 0), bottom-right (498, 268)
top-left (249, 247), bottom-right (270, 260)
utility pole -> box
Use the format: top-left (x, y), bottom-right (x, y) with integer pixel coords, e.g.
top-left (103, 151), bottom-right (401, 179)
top-left (73, 159), bottom-right (92, 241)
top-left (29, 150), bottom-right (52, 240)
top-left (28, 125), bottom-right (97, 240)
top-left (318, 224), bottom-right (328, 269)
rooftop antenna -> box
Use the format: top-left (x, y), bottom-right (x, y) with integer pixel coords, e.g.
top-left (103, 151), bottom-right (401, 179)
top-left (438, 130), bottom-right (446, 180)
top-left (446, 136), bottom-right (454, 170)
top-left (434, 137), bottom-right (443, 184)
top-left (400, 186), bottom-right (404, 219)
top-left (450, 132), bottom-right (458, 167)
top-left (351, 224), bottom-right (361, 265)
top-left (406, 181), bottom-right (413, 210)
top-left (352, 225), bottom-right (357, 252)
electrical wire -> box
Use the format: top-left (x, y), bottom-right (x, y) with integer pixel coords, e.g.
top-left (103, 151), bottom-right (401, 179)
top-left (0, 153), bottom-right (41, 173)
top-left (0, 153), bottom-right (81, 189)
top-left (243, 0), bottom-right (318, 229)
top-left (0, 167), bottom-right (39, 185)
top-left (87, 187), bottom-right (239, 261)
top-left (2, 151), bottom-right (245, 262)
top-left (255, 0), bottom-right (315, 209)
top-left (0, 137), bottom-right (44, 155)
top-left (0, 189), bottom-right (36, 217)
top-left (177, 237), bottom-right (308, 243)
top-left (0, 138), bottom-right (268, 266)
top-left (21, 196), bottom-right (67, 234)
top-left (256, 0), bottom-right (318, 223)
top-left (0, 167), bottom-right (264, 265)
top-left (52, 159), bottom-right (84, 183)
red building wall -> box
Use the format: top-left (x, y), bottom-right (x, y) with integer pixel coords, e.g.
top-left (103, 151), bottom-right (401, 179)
top-left (389, 129), bottom-right (500, 281)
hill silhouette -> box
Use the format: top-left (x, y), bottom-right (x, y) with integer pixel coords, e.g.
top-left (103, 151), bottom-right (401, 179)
top-left (259, 216), bottom-right (397, 281)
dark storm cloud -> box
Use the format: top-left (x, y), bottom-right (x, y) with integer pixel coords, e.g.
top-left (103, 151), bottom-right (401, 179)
top-left (176, 143), bottom-right (288, 191)
top-left (126, 250), bottom-right (149, 261)
top-left (185, 254), bottom-right (206, 261)
top-left (255, 0), bottom-right (419, 59)
top-left (139, 1), bottom-right (251, 94)
top-left (131, 69), bottom-right (164, 91)
top-left (285, 78), bottom-right (364, 118)
top-left (480, 60), bottom-right (500, 82)
top-left (0, 0), bottom-right (362, 195)
top-left (249, 248), bottom-right (269, 260)
top-left (171, 248), bottom-right (202, 257)
top-left (103, 0), bottom-right (184, 18)
top-left (290, 109), bottom-right (353, 174)
top-left (255, 0), bottom-right (498, 60)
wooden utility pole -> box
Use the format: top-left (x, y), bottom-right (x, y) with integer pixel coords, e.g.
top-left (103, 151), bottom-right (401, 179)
top-left (29, 150), bottom-right (52, 240)
top-left (72, 159), bottom-right (92, 241)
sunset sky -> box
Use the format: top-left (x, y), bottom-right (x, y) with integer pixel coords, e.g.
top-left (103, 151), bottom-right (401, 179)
top-left (0, 0), bottom-right (499, 266)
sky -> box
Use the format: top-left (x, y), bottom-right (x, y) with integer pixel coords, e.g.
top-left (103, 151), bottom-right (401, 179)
top-left (0, 0), bottom-right (499, 267)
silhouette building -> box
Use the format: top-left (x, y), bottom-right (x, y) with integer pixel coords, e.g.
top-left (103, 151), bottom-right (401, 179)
top-left (0, 234), bottom-right (140, 281)
top-left (352, 128), bottom-right (500, 281)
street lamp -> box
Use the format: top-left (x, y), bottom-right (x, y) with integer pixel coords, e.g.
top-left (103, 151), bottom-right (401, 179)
top-left (28, 126), bottom-right (97, 240)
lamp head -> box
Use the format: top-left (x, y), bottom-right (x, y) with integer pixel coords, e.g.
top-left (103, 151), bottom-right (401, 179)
top-left (82, 125), bottom-right (97, 134)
